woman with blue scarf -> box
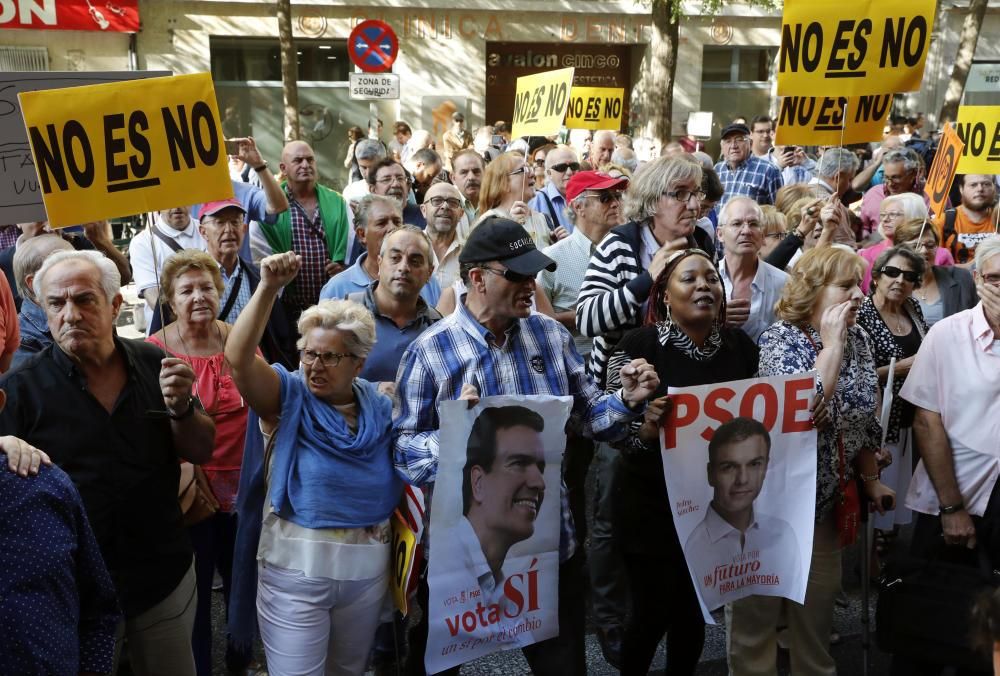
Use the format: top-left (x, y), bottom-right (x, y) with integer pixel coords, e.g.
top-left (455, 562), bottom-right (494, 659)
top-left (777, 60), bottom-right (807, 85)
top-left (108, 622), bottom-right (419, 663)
top-left (225, 251), bottom-right (402, 676)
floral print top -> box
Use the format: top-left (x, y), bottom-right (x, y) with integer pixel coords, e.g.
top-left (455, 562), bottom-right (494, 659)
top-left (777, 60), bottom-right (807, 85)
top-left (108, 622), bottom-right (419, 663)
top-left (759, 321), bottom-right (882, 522)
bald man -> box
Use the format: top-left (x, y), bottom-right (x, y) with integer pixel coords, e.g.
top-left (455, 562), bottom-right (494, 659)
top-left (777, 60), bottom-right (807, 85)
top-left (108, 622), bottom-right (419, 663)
top-left (421, 182), bottom-right (466, 288)
top-left (251, 140), bottom-right (352, 320)
top-left (591, 131), bottom-right (616, 169)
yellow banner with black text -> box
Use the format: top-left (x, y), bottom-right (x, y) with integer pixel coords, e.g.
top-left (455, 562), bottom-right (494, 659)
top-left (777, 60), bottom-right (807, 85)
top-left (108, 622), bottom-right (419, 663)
top-left (511, 68), bottom-right (575, 139)
top-left (19, 72), bottom-right (232, 228)
top-left (564, 87), bottom-right (625, 131)
top-left (775, 95), bottom-right (892, 146)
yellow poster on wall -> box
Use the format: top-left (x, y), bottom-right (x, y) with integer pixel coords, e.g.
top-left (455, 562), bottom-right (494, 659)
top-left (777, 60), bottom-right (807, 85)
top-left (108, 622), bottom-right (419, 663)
top-left (19, 72), bottom-right (232, 228)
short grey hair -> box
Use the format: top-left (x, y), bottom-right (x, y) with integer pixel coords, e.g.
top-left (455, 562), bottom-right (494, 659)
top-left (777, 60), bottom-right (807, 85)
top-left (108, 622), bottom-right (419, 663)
top-left (353, 193), bottom-right (401, 230)
top-left (379, 224), bottom-right (433, 260)
top-left (816, 148), bottom-right (860, 179)
top-left (719, 196), bottom-right (763, 226)
top-left (33, 249), bottom-right (121, 303)
top-left (882, 149), bottom-right (920, 174)
top-left (975, 235), bottom-right (1000, 271)
top-left (13, 234), bottom-right (72, 300)
top-left (355, 138), bottom-right (386, 162)
top-left (880, 192), bottom-right (927, 221)
top-left (611, 148), bottom-right (638, 172)
top-left (623, 156), bottom-right (702, 223)
top-left (296, 299), bottom-right (376, 358)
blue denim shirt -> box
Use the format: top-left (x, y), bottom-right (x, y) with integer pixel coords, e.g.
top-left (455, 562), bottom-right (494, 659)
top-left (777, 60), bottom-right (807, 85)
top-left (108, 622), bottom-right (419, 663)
top-left (12, 298), bottom-right (51, 369)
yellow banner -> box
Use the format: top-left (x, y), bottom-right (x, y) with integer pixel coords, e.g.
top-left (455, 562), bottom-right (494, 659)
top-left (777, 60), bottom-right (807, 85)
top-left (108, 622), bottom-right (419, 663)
top-left (19, 72), bottom-right (232, 228)
top-left (777, 0), bottom-right (936, 97)
top-left (774, 94), bottom-right (891, 146)
top-left (924, 123), bottom-right (965, 225)
top-left (510, 67), bottom-right (575, 138)
top-left (955, 106), bottom-right (1000, 175)
top-left (564, 87), bottom-right (625, 131)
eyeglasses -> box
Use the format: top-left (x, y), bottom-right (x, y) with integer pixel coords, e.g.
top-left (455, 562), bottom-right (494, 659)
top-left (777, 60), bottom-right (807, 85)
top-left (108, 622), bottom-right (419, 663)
top-left (721, 136), bottom-right (749, 145)
top-left (879, 211), bottom-right (904, 221)
top-left (764, 232), bottom-right (784, 241)
top-left (879, 266), bottom-right (920, 283)
top-left (480, 266), bottom-right (534, 284)
top-left (663, 189), bottom-right (707, 203)
top-left (533, 159), bottom-right (546, 167)
top-left (375, 174), bottom-right (409, 186)
top-left (904, 239), bottom-right (936, 252)
top-left (982, 274), bottom-right (1000, 285)
top-left (428, 196), bottom-right (462, 209)
top-left (508, 166), bottom-right (530, 176)
top-left (300, 349), bottom-right (359, 367)
top-left (581, 191), bottom-right (623, 204)
top-left (550, 162), bottom-right (581, 173)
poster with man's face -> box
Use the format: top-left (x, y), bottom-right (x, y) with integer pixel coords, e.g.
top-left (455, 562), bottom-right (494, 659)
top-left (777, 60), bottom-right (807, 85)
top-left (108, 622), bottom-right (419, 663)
top-left (661, 373), bottom-right (818, 623)
top-left (426, 395), bottom-right (572, 674)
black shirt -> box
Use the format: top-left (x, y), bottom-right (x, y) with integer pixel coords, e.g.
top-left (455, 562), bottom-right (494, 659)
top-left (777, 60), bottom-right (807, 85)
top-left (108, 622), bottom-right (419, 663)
top-left (0, 338), bottom-right (192, 617)
top-left (610, 326), bottom-right (760, 558)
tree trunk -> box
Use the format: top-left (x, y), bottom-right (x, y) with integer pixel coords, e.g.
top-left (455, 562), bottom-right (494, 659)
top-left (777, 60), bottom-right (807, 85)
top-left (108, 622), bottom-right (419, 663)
top-left (643, 0), bottom-right (680, 146)
top-left (939, 0), bottom-right (988, 125)
top-left (277, 0), bottom-right (299, 143)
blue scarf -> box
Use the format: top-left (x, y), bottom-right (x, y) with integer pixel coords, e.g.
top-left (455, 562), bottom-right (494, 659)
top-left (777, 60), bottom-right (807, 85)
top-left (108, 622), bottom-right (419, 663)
top-left (269, 364), bottom-right (401, 529)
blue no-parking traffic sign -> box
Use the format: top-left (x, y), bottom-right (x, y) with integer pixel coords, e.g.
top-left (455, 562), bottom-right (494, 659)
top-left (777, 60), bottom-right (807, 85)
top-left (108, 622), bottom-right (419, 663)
top-left (348, 20), bottom-right (399, 74)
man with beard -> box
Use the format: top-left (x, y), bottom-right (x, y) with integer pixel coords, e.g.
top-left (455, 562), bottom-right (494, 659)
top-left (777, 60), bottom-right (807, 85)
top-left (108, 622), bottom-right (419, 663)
top-left (320, 194), bottom-right (440, 306)
top-left (422, 183), bottom-right (465, 288)
top-left (367, 158), bottom-right (426, 228)
top-left (252, 140), bottom-right (351, 320)
top-left (405, 148), bottom-right (445, 206)
top-left (451, 150), bottom-right (484, 240)
top-left (942, 174), bottom-right (999, 266)
top-left (714, 123), bottom-right (782, 209)
top-left (347, 225), bottom-right (440, 388)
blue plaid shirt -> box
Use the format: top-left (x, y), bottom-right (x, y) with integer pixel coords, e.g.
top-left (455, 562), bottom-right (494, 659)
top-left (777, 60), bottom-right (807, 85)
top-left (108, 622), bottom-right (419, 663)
top-left (392, 302), bottom-right (642, 561)
top-left (715, 154), bottom-right (783, 207)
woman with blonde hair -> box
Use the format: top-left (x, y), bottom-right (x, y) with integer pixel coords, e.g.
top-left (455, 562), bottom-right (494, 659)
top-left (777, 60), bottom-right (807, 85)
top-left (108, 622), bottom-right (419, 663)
top-left (758, 205), bottom-right (787, 260)
top-left (226, 252), bottom-right (401, 675)
top-left (475, 151), bottom-right (565, 247)
top-left (859, 192), bottom-right (953, 292)
top-left (147, 249), bottom-right (251, 676)
top-left (728, 246), bottom-right (894, 676)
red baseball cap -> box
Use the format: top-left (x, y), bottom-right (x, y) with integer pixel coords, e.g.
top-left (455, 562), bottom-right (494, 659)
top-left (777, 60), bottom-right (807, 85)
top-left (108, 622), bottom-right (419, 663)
top-left (565, 171), bottom-right (629, 203)
top-left (198, 198), bottom-right (245, 221)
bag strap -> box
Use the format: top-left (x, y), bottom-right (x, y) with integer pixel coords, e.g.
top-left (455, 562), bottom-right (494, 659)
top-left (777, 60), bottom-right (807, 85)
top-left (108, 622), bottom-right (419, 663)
top-left (539, 190), bottom-right (561, 231)
top-left (218, 261), bottom-right (245, 323)
top-left (151, 224), bottom-right (184, 253)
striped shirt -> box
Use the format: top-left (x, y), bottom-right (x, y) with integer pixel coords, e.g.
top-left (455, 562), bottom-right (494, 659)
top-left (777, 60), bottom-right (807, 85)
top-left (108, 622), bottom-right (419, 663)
top-left (392, 301), bottom-right (642, 561)
top-left (714, 154), bottom-right (783, 207)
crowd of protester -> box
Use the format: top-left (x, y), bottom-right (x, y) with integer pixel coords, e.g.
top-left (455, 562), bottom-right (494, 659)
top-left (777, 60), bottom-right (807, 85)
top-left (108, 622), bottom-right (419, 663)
top-left (0, 109), bottom-right (999, 676)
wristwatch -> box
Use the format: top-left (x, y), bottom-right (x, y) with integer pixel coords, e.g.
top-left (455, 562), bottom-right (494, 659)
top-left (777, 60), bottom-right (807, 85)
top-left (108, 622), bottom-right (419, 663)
top-left (939, 501), bottom-right (965, 515)
top-left (253, 161), bottom-right (269, 172)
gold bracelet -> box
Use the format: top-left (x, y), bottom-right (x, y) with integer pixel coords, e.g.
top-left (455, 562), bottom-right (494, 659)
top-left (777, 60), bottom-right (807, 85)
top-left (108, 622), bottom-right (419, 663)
top-left (860, 472), bottom-right (880, 483)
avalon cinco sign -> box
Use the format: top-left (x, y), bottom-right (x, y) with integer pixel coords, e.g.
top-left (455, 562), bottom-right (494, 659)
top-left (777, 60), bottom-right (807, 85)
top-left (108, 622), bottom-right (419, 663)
top-left (349, 73), bottom-right (401, 100)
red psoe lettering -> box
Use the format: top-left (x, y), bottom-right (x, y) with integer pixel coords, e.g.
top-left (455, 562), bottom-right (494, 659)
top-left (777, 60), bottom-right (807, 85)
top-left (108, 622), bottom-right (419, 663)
top-left (782, 377), bottom-right (814, 433)
top-left (664, 393), bottom-right (699, 449)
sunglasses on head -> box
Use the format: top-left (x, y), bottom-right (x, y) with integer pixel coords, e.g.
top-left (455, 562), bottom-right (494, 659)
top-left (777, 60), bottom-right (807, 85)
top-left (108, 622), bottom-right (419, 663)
top-left (879, 266), bottom-right (920, 283)
top-left (550, 162), bottom-right (581, 173)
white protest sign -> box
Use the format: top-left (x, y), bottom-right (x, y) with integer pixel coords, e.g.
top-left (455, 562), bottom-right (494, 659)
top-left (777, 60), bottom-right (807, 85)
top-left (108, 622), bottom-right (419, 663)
top-left (426, 395), bottom-right (572, 674)
top-left (662, 373), bottom-right (818, 622)
top-left (349, 73), bottom-right (400, 100)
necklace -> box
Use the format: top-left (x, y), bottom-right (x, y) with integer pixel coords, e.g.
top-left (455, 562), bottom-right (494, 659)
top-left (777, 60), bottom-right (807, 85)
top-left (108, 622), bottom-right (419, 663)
top-left (173, 321), bottom-right (234, 416)
top-left (875, 299), bottom-right (906, 334)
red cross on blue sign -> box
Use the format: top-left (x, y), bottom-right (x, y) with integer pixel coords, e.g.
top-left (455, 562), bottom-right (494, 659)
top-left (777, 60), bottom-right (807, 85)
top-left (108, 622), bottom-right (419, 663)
top-left (347, 20), bottom-right (399, 74)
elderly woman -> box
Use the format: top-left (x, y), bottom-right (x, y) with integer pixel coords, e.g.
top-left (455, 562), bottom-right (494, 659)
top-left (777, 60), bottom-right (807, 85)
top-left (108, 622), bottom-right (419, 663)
top-left (859, 193), bottom-right (953, 293)
top-left (225, 252), bottom-right (401, 675)
top-left (476, 151), bottom-right (565, 247)
top-left (894, 217), bottom-right (978, 326)
top-left (759, 205), bottom-right (787, 261)
top-left (606, 249), bottom-right (758, 674)
top-left (728, 246), bottom-right (895, 676)
top-left (577, 155), bottom-right (715, 383)
top-left (530, 142), bottom-right (556, 189)
top-left (146, 249), bottom-right (249, 676)
top-left (856, 245), bottom-right (929, 553)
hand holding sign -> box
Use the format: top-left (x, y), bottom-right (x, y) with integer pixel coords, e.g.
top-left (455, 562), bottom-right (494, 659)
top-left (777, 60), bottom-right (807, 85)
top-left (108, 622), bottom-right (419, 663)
top-left (511, 68), bottom-right (575, 139)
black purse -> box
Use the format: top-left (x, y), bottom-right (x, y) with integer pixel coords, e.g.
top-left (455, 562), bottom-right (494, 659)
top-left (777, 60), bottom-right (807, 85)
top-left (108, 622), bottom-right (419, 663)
top-left (876, 544), bottom-right (999, 671)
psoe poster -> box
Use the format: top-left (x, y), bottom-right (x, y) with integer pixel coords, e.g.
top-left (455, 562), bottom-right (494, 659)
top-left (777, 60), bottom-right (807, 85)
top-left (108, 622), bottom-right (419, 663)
top-left (661, 373), bottom-right (818, 622)
top-left (426, 395), bottom-right (572, 674)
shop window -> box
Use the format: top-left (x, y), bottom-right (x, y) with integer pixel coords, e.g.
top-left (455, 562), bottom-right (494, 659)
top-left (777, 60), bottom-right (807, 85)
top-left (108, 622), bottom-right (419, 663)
top-left (702, 46), bottom-right (776, 84)
top-left (210, 37), bottom-right (348, 82)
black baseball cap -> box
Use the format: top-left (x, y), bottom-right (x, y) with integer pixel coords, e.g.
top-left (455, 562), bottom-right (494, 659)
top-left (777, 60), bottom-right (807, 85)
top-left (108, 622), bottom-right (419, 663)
top-left (459, 216), bottom-right (557, 276)
top-left (720, 123), bottom-right (751, 140)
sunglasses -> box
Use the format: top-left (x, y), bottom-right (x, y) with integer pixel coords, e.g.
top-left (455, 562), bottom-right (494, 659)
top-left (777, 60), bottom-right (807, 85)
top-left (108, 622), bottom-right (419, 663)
top-left (550, 162), bottom-right (581, 173)
top-left (481, 266), bottom-right (534, 284)
top-left (879, 266), bottom-right (920, 283)
top-left (581, 191), bottom-right (623, 204)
